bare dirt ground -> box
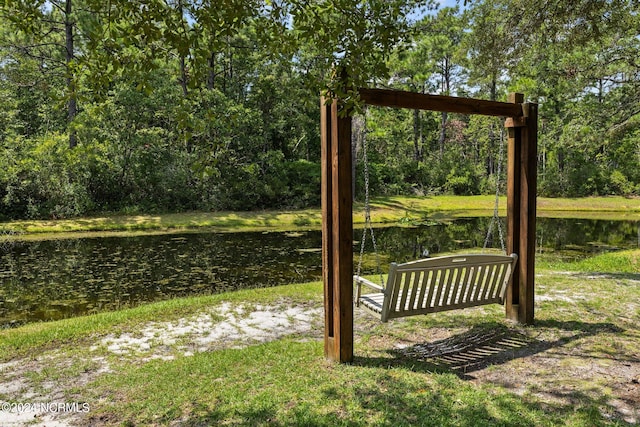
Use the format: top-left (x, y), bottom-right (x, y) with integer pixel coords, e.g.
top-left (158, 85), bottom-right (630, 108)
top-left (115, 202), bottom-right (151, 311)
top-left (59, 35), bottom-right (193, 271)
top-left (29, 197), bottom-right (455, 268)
top-left (1, 282), bottom-right (638, 426)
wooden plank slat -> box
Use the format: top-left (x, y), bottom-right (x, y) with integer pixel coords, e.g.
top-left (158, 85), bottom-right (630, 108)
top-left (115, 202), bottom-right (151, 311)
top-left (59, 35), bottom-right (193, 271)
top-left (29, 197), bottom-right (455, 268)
top-left (492, 264), bottom-right (508, 299)
top-left (398, 271), bottom-right (412, 313)
top-left (360, 293), bottom-right (384, 313)
top-left (491, 265), bottom-right (503, 299)
top-left (449, 267), bottom-right (465, 305)
top-left (486, 265), bottom-right (501, 300)
top-left (458, 267), bottom-right (470, 304)
top-left (381, 264), bottom-right (398, 322)
top-left (389, 273), bottom-right (403, 308)
top-left (386, 265), bottom-right (402, 319)
top-left (359, 88), bottom-right (524, 117)
top-left (425, 270), bottom-right (437, 309)
top-left (495, 263), bottom-right (510, 298)
top-left (416, 270), bottom-right (429, 309)
top-left (480, 264), bottom-right (494, 301)
top-left (498, 265), bottom-right (513, 302)
top-left (442, 268), bottom-right (458, 305)
top-left (408, 270), bottom-right (421, 310)
top-left (485, 265), bottom-right (500, 300)
top-left (432, 270), bottom-right (446, 308)
top-left (473, 265), bottom-right (489, 302)
top-left (464, 266), bottom-right (481, 304)
top-left (483, 265), bottom-right (499, 300)
top-left (436, 269), bottom-right (449, 306)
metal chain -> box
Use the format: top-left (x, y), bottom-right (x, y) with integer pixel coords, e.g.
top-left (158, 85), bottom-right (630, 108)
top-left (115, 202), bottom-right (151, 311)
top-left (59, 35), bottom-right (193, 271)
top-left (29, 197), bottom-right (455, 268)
top-left (496, 126), bottom-right (506, 252)
top-left (484, 122), bottom-right (506, 253)
top-left (356, 108), bottom-right (385, 287)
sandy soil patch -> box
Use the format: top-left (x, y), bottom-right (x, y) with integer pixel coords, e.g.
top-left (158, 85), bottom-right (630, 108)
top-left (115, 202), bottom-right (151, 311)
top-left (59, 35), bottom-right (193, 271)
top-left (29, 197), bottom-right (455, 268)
top-left (97, 302), bottom-right (323, 359)
top-left (0, 301), bottom-right (323, 426)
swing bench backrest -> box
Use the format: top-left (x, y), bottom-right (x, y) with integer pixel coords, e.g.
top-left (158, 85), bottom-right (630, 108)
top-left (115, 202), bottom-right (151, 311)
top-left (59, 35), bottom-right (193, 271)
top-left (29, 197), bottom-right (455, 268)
top-left (355, 253), bottom-right (518, 322)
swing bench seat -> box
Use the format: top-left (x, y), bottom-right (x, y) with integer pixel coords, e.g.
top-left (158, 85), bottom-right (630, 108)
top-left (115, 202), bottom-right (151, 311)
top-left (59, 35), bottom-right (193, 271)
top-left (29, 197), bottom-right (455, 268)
top-left (355, 253), bottom-right (518, 322)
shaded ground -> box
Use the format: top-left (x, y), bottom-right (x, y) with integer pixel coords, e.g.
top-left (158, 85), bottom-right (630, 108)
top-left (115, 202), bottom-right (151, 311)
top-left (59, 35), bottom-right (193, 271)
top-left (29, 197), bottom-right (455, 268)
top-left (360, 320), bottom-right (639, 424)
top-left (354, 271), bottom-right (640, 425)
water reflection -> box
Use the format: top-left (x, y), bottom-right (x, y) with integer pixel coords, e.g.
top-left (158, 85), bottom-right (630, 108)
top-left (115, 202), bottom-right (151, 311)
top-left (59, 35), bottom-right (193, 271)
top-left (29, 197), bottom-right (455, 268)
top-left (0, 231), bottom-right (324, 327)
top-left (0, 218), bottom-right (637, 327)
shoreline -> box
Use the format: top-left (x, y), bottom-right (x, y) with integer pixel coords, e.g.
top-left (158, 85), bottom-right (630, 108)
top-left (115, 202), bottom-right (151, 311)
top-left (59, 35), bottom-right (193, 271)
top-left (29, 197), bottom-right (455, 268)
top-left (0, 195), bottom-right (638, 239)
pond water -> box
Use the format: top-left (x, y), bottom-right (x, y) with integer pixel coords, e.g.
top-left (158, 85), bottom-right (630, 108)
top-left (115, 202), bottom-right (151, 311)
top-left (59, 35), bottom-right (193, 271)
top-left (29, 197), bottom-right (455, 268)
top-left (0, 217), bottom-right (638, 327)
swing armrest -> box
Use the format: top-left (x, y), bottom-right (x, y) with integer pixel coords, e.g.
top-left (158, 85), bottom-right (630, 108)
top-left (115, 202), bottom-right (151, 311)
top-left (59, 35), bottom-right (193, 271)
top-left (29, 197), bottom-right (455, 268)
top-left (353, 276), bottom-right (384, 292)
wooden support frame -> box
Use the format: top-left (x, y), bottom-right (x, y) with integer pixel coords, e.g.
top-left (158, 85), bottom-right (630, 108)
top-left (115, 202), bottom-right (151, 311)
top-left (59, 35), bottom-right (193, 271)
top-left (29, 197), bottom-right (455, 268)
top-left (505, 94), bottom-right (538, 324)
top-left (321, 96), bottom-right (354, 362)
top-left (322, 88), bottom-right (537, 363)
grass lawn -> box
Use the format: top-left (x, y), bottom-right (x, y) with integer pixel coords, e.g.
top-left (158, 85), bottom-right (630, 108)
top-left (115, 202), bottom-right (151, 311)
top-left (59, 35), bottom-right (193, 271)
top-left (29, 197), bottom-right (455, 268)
top-left (0, 250), bottom-right (638, 426)
top-left (0, 195), bottom-right (638, 237)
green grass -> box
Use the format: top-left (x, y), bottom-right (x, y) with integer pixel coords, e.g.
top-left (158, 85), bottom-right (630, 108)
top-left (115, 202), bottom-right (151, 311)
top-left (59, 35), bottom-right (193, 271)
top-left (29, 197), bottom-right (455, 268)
top-left (86, 340), bottom-right (565, 427)
top-left (1, 195), bottom-right (638, 237)
top-left (2, 250), bottom-right (638, 426)
top-left (0, 209), bottom-right (324, 237)
top-left (0, 281), bottom-right (323, 362)
top-left (538, 249), bottom-right (640, 273)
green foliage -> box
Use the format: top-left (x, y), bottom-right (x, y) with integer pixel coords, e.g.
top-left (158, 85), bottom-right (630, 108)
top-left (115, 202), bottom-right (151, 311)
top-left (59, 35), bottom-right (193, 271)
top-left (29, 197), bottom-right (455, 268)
top-left (0, 0), bottom-right (639, 218)
top-left (289, 0), bottom-right (433, 103)
top-left (445, 168), bottom-right (480, 196)
top-left (0, 134), bottom-right (92, 219)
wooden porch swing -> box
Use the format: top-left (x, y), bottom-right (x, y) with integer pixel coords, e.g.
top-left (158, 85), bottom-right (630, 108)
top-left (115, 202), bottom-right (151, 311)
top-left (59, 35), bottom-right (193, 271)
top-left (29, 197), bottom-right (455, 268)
top-left (354, 253), bottom-right (518, 322)
top-left (353, 106), bottom-right (518, 322)
top-left (321, 87), bottom-right (538, 363)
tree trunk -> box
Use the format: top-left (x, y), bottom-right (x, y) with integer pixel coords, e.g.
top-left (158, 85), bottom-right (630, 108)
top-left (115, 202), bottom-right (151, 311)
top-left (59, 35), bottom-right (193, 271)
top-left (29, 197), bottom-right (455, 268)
top-left (179, 55), bottom-right (189, 97)
top-left (177, 0), bottom-right (189, 98)
top-left (413, 109), bottom-right (423, 161)
top-left (65, 0), bottom-right (77, 148)
top-left (438, 58), bottom-right (451, 159)
top-left (487, 75), bottom-right (498, 176)
top-left (207, 51), bottom-right (215, 90)
top-left (489, 75), bottom-right (497, 102)
top-left (438, 111), bottom-right (447, 158)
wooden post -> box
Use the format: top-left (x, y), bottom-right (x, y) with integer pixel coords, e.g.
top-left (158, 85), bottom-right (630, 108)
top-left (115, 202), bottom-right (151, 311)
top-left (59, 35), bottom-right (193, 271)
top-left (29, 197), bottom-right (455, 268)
top-left (321, 95), bottom-right (354, 362)
top-left (321, 96), bottom-right (334, 358)
top-left (505, 93), bottom-right (523, 322)
top-left (505, 93), bottom-right (537, 325)
top-left (519, 102), bottom-right (537, 324)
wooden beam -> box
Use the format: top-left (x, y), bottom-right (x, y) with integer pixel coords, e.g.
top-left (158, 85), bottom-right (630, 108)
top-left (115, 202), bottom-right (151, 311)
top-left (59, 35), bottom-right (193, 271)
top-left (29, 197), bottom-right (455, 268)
top-left (505, 93), bottom-right (523, 322)
top-left (519, 102), bottom-right (537, 325)
top-left (322, 97), bottom-right (354, 362)
top-left (320, 97), bottom-right (334, 357)
top-left (505, 93), bottom-right (537, 325)
top-left (359, 88), bottom-right (524, 118)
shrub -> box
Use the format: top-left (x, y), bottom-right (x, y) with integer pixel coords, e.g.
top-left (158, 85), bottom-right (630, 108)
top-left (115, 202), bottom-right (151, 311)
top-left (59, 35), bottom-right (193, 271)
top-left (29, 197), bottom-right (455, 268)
top-left (0, 134), bottom-right (93, 219)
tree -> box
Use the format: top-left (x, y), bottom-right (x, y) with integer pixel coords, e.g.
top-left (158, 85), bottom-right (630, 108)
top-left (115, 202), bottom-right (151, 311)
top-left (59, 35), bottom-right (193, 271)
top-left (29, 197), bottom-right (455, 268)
top-left (0, 0), bottom-right (98, 147)
top-left (418, 7), bottom-right (466, 157)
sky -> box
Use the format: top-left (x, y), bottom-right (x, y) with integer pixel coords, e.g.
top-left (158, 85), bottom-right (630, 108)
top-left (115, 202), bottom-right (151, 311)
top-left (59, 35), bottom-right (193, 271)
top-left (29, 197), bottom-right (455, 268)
top-left (412, 0), bottom-right (466, 20)
top-left (437, 0), bottom-right (462, 7)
